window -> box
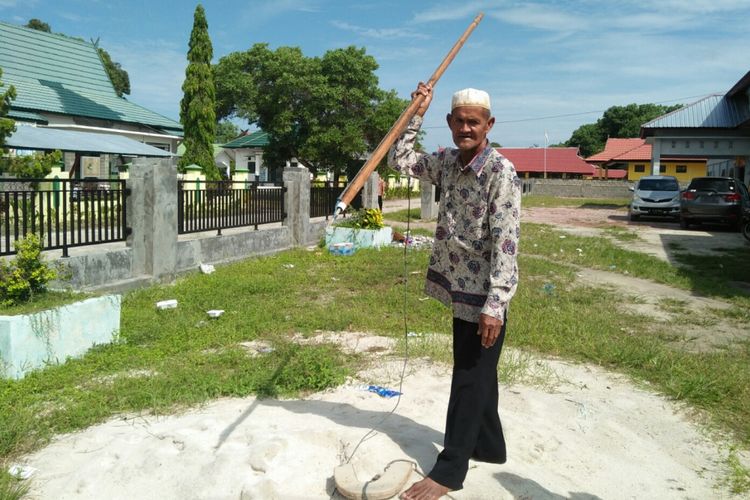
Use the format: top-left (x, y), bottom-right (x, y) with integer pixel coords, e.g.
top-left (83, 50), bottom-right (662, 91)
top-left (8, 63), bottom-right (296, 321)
top-left (145, 142), bottom-right (170, 152)
top-left (659, 165), bottom-right (666, 173)
top-left (634, 164), bottom-right (645, 173)
top-left (248, 160), bottom-right (256, 174)
top-left (638, 178), bottom-right (679, 191)
top-left (676, 165), bottom-right (687, 173)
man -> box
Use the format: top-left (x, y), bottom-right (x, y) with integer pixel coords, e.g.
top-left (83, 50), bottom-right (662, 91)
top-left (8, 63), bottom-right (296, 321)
top-left (388, 83), bottom-right (521, 500)
top-left (378, 176), bottom-right (386, 211)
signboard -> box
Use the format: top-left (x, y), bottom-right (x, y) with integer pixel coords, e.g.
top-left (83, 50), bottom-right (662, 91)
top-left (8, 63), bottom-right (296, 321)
top-left (81, 156), bottom-right (102, 177)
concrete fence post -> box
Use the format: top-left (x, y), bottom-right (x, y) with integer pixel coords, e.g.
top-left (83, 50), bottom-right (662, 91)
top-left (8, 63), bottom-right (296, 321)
top-left (282, 166), bottom-right (311, 246)
top-left (362, 173), bottom-right (379, 209)
top-left (420, 181), bottom-right (439, 220)
top-left (126, 158), bottom-right (178, 280)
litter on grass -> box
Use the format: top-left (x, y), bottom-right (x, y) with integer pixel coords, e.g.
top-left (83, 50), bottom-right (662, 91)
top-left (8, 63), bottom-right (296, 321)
top-left (329, 242), bottom-right (355, 256)
top-left (156, 299), bottom-right (178, 310)
top-left (207, 309), bottom-right (224, 319)
top-left (199, 263), bottom-right (215, 274)
top-left (8, 464), bottom-right (36, 480)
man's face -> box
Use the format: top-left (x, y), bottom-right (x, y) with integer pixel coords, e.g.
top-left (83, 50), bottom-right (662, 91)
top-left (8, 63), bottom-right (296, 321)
top-left (447, 106), bottom-right (495, 154)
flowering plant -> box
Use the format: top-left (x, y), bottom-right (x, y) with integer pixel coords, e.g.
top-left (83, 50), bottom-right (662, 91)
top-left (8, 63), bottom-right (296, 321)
top-left (334, 208), bottom-right (384, 230)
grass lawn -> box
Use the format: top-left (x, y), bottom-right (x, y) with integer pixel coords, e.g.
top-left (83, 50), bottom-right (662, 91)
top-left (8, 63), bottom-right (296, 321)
top-left (1, 212), bottom-right (749, 495)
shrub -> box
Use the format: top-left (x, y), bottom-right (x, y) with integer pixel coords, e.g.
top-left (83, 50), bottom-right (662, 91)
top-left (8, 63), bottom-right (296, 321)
top-left (7, 150), bottom-right (62, 180)
top-left (0, 234), bottom-right (56, 306)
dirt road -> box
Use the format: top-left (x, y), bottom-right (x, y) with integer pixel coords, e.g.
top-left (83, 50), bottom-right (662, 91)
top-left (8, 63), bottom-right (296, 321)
top-left (522, 205), bottom-right (748, 262)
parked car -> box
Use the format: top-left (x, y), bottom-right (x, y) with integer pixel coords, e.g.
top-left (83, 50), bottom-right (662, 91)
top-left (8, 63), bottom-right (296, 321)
top-left (680, 176), bottom-right (750, 230)
top-left (628, 175), bottom-right (681, 221)
top-left (70, 177), bottom-right (110, 201)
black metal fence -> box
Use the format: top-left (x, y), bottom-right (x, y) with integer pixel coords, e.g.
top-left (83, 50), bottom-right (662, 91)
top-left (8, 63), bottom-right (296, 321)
top-left (310, 181), bottom-right (362, 219)
top-left (0, 177), bottom-right (128, 257)
top-left (178, 180), bottom-right (286, 235)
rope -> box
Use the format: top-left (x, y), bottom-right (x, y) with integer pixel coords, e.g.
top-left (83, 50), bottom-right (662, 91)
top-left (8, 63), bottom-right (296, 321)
top-left (331, 179), bottom-right (419, 497)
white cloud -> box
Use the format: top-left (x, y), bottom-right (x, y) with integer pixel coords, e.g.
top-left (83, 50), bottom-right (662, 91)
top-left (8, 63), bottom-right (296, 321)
top-left (235, 0), bottom-right (321, 26)
top-left (488, 4), bottom-right (586, 32)
top-left (414, 1), bottom-right (492, 23)
top-left (58, 11), bottom-right (86, 23)
top-left (331, 20), bottom-right (429, 40)
top-left (626, 0), bottom-right (750, 14)
top-left (106, 39), bottom-right (187, 121)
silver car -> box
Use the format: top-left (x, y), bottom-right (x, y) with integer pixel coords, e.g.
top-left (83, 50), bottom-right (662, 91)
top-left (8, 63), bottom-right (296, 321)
top-left (628, 175), bottom-right (681, 221)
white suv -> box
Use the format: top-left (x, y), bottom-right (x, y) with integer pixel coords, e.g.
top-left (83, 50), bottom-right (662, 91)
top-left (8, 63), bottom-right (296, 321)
top-left (628, 175), bottom-right (681, 221)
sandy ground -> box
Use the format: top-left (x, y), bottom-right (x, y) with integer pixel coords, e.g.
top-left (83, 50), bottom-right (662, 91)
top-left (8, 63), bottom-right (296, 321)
top-left (18, 341), bottom-right (733, 500)
top-left (14, 202), bottom-right (750, 499)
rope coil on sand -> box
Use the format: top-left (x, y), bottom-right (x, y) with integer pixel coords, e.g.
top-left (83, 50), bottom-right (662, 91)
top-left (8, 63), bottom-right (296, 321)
top-left (334, 461), bottom-right (416, 500)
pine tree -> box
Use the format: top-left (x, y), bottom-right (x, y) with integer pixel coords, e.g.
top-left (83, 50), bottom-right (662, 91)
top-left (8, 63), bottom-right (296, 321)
top-left (179, 4), bottom-right (219, 179)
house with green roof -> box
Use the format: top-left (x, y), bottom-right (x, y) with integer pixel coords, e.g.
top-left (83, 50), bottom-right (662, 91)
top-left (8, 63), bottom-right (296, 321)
top-left (222, 130), bottom-right (300, 182)
top-left (0, 20), bottom-right (183, 177)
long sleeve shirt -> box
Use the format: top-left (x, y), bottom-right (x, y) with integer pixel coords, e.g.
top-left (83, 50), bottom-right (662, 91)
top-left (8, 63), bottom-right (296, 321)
top-left (387, 115), bottom-right (521, 323)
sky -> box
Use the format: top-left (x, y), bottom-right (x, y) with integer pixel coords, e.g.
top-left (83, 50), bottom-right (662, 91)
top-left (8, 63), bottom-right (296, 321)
top-left (2, 0), bottom-right (750, 152)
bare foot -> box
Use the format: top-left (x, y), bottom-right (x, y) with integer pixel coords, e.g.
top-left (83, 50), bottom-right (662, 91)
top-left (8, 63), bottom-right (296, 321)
top-left (399, 477), bottom-right (450, 500)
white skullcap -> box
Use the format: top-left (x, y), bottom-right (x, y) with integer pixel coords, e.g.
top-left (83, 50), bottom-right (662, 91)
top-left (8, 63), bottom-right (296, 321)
top-left (451, 88), bottom-right (491, 111)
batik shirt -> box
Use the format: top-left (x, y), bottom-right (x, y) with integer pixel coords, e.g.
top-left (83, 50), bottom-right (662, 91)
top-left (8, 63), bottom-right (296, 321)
top-left (387, 115), bottom-right (521, 323)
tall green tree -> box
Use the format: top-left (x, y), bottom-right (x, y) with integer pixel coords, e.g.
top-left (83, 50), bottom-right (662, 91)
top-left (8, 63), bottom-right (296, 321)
top-left (215, 120), bottom-right (240, 144)
top-left (0, 67), bottom-right (16, 150)
top-left (179, 4), bottom-right (219, 179)
top-left (566, 103), bottom-right (682, 157)
top-left (98, 48), bottom-right (131, 97)
top-left (25, 18), bottom-right (50, 32)
top-left (566, 123), bottom-right (604, 158)
top-left (214, 44), bottom-right (407, 180)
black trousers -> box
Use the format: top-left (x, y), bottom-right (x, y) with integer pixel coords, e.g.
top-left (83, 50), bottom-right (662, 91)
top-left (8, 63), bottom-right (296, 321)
top-left (428, 316), bottom-right (507, 490)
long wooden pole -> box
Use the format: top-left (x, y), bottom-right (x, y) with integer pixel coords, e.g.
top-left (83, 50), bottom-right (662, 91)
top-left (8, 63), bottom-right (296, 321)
top-left (333, 12), bottom-right (484, 218)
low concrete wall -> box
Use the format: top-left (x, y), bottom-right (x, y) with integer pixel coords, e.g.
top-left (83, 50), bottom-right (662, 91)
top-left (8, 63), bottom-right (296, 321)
top-left (308, 220), bottom-right (328, 246)
top-left (523, 179), bottom-right (632, 198)
top-left (0, 295), bottom-right (121, 379)
top-left (52, 224), bottom-right (325, 291)
top-left (175, 227), bottom-right (293, 273)
top-left (60, 247), bottom-right (135, 290)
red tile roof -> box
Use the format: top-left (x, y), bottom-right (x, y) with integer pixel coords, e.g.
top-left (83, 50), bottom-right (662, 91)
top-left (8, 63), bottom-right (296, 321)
top-left (586, 137), bottom-right (706, 163)
top-left (614, 142), bottom-right (652, 161)
top-left (497, 147), bottom-right (598, 175)
top-left (586, 138), bottom-right (645, 162)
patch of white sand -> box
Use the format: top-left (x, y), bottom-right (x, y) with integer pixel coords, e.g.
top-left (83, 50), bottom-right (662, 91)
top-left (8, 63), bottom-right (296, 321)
top-left (19, 354), bottom-right (731, 499)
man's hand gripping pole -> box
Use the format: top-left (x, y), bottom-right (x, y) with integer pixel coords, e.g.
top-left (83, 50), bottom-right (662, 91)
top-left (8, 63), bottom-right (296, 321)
top-left (331, 12), bottom-right (484, 221)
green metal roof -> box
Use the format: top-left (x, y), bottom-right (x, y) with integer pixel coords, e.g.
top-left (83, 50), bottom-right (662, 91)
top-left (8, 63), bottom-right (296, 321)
top-left (176, 143), bottom-right (225, 156)
top-left (0, 21), bottom-right (182, 135)
top-left (222, 130), bottom-right (269, 148)
top-left (7, 109), bottom-right (48, 124)
top-left (7, 125), bottom-right (174, 156)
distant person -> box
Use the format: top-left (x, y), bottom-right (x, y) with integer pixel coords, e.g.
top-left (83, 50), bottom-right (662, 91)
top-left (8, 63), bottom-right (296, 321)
top-left (388, 82), bottom-right (521, 500)
top-left (378, 176), bottom-right (386, 211)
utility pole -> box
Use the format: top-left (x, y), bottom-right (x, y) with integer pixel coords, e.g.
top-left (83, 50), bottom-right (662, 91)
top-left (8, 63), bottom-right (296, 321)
top-left (544, 131), bottom-right (548, 179)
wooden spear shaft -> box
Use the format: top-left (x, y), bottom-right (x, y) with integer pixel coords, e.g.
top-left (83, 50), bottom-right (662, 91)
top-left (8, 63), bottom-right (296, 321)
top-left (333, 12), bottom-right (485, 217)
